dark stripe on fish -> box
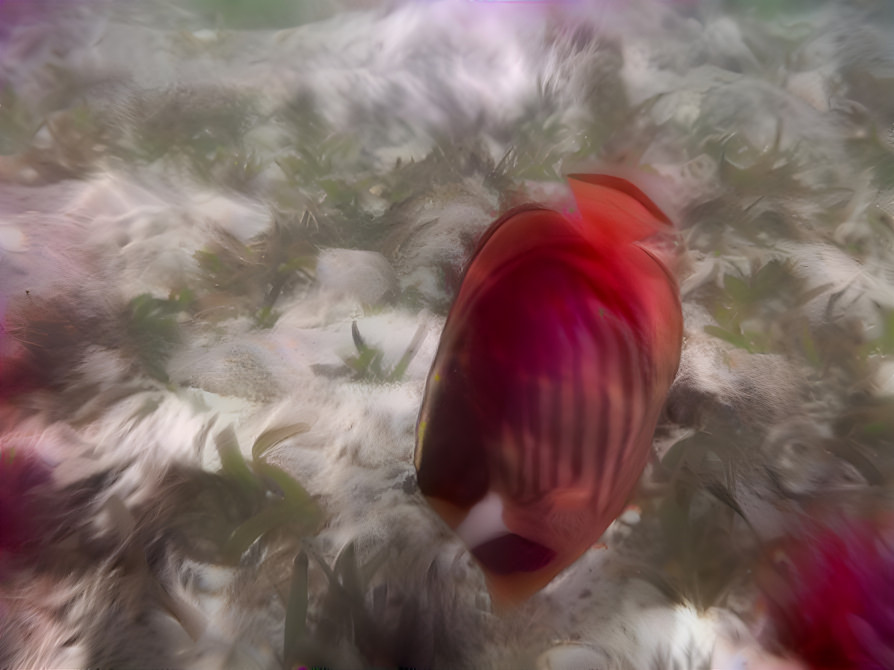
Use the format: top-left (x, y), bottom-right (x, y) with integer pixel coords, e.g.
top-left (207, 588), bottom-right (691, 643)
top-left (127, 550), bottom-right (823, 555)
top-left (545, 373), bottom-right (562, 492)
top-left (594, 323), bottom-right (613, 497)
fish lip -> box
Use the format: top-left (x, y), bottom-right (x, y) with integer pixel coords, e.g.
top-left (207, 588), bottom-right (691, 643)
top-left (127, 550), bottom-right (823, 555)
top-left (470, 533), bottom-right (556, 576)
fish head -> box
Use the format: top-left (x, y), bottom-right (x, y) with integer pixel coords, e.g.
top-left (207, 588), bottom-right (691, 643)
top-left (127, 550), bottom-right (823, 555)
top-left (462, 489), bottom-right (620, 610)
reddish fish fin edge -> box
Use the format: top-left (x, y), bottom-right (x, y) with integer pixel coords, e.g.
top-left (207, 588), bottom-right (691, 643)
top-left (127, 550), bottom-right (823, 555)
top-left (465, 204), bottom-right (552, 264)
top-left (567, 173), bottom-right (673, 228)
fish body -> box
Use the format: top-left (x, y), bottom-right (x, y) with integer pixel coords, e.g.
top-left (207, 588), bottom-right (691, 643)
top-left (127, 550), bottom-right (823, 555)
top-left (414, 174), bottom-right (683, 607)
top-left (759, 513), bottom-right (894, 670)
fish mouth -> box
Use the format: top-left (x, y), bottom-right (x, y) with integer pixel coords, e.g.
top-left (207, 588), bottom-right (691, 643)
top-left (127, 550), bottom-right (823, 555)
top-left (471, 534), bottom-right (556, 575)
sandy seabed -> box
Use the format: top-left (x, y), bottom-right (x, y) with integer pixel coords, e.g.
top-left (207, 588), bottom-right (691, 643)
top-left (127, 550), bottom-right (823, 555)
top-left (1, 1), bottom-right (894, 668)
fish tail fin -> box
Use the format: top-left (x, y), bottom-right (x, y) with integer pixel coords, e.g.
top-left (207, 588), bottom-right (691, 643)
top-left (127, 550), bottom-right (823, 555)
top-left (567, 173), bottom-right (674, 245)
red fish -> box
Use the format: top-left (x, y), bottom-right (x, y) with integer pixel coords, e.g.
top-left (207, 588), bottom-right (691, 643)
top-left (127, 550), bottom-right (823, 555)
top-left (414, 174), bottom-right (683, 608)
top-left (0, 444), bottom-right (51, 558)
top-left (759, 513), bottom-right (894, 670)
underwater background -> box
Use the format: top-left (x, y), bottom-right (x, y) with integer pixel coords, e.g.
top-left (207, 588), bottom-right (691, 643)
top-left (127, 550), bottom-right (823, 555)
top-left (2, 0), bottom-right (894, 668)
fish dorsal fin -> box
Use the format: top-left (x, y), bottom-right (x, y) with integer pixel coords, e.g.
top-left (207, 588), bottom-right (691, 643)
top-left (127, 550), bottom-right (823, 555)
top-left (460, 206), bottom-right (572, 297)
top-left (567, 174), bottom-right (673, 247)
